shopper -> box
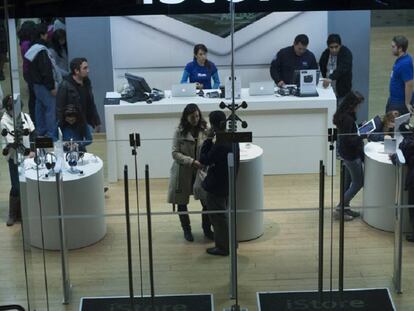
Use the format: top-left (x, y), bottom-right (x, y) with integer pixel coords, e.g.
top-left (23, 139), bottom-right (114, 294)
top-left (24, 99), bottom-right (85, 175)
top-left (270, 34), bottom-right (318, 87)
top-left (168, 104), bottom-right (213, 242)
top-left (59, 104), bottom-right (92, 152)
top-left (17, 20), bottom-right (37, 124)
top-left (25, 23), bottom-right (62, 140)
top-left (49, 29), bottom-right (69, 77)
top-left (386, 35), bottom-right (414, 114)
top-left (333, 91), bottom-right (365, 221)
top-left (1, 95), bottom-right (35, 226)
top-left (56, 58), bottom-right (101, 132)
top-left (368, 110), bottom-right (400, 142)
top-left (200, 111), bottom-right (240, 256)
top-left (319, 34), bottom-right (353, 106)
top-left (181, 44), bottom-right (220, 90)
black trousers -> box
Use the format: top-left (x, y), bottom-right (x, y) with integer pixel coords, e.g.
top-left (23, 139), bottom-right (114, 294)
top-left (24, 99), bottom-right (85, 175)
top-left (177, 202), bottom-right (212, 232)
top-left (205, 192), bottom-right (229, 252)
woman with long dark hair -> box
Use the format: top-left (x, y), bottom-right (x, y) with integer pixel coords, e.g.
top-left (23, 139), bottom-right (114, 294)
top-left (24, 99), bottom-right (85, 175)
top-left (168, 103), bottom-right (213, 241)
top-left (59, 104), bottom-right (92, 152)
top-left (180, 44), bottom-right (220, 90)
top-left (333, 90), bottom-right (365, 221)
top-left (49, 29), bottom-right (69, 76)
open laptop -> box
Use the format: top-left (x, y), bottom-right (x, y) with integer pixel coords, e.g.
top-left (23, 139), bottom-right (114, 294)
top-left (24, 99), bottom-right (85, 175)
top-left (249, 81), bottom-right (275, 96)
top-left (171, 83), bottom-right (197, 97)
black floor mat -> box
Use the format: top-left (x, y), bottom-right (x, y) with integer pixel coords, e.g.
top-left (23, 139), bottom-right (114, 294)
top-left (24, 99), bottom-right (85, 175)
top-left (258, 289), bottom-right (395, 311)
top-left (80, 294), bottom-right (213, 311)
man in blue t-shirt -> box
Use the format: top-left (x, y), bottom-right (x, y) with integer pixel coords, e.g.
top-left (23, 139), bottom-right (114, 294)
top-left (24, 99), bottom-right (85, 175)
top-left (387, 35), bottom-right (414, 115)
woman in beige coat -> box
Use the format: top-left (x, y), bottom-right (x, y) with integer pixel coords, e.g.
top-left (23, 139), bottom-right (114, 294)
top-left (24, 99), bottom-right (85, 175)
top-left (168, 104), bottom-right (213, 242)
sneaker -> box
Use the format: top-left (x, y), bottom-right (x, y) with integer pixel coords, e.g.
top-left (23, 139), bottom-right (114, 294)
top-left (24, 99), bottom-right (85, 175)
top-left (344, 209), bottom-right (360, 218)
top-left (206, 247), bottom-right (229, 256)
top-left (406, 234), bottom-right (414, 243)
top-left (183, 230), bottom-right (194, 242)
top-left (334, 210), bottom-right (353, 221)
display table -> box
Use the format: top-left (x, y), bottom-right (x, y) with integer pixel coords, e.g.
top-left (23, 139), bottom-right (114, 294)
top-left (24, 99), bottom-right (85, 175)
top-left (20, 153), bottom-right (107, 250)
top-left (105, 85), bottom-right (337, 181)
top-left (237, 143), bottom-right (264, 241)
top-left (363, 142), bottom-right (412, 232)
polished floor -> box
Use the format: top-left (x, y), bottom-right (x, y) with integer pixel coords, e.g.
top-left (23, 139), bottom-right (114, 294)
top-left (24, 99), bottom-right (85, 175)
top-left (1, 22), bottom-right (414, 311)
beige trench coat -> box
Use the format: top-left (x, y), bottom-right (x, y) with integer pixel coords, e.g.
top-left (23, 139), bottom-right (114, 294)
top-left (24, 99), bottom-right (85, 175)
top-left (167, 127), bottom-right (207, 205)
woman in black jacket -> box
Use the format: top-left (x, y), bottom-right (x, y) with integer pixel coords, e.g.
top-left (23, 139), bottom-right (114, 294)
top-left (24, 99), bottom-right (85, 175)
top-left (333, 91), bottom-right (365, 221)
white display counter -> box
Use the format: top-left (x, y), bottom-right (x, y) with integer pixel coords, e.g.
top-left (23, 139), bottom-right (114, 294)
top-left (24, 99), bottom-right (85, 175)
top-left (105, 85), bottom-right (337, 181)
top-left (20, 153), bottom-right (107, 250)
top-left (363, 142), bottom-right (412, 232)
top-left (237, 143), bottom-right (264, 241)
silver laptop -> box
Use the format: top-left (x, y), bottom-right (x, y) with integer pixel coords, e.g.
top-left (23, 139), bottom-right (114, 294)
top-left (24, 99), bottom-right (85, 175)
top-left (171, 83), bottom-right (197, 97)
top-left (249, 81), bottom-right (275, 96)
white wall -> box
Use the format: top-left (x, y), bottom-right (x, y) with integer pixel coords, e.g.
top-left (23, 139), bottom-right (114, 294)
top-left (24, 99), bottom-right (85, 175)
top-left (110, 11), bottom-right (328, 90)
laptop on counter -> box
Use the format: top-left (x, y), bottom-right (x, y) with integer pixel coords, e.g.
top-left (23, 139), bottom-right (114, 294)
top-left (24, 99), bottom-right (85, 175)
top-left (171, 83), bottom-right (197, 97)
top-left (249, 81), bottom-right (275, 96)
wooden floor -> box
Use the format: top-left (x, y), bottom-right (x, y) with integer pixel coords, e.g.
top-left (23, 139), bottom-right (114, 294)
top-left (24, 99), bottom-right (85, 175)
top-left (1, 22), bottom-right (414, 311)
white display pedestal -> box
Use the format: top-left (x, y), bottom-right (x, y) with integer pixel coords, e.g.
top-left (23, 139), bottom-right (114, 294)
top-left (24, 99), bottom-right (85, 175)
top-left (237, 143), bottom-right (264, 241)
top-left (21, 153), bottom-right (107, 250)
top-left (363, 142), bottom-right (412, 232)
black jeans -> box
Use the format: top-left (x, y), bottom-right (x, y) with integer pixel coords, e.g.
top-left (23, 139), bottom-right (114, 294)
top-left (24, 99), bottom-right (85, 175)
top-left (177, 202), bottom-right (211, 232)
top-left (8, 159), bottom-right (20, 197)
top-left (24, 72), bottom-right (36, 125)
top-left (205, 192), bottom-right (229, 252)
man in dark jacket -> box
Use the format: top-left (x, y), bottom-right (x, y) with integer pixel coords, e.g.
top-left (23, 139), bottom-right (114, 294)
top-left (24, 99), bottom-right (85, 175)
top-left (56, 57), bottom-right (101, 132)
top-left (270, 34), bottom-right (318, 87)
top-left (200, 111), bottom-right (240, 256)
top-left (24, 23), bottom-right (60, 139)
top-left (319, 34), bottom-right (353, 105)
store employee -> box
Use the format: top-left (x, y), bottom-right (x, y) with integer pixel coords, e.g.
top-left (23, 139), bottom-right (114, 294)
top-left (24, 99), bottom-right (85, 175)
top-left (181, 44), bottom-right (220, 90)
top-left (270, 34), bottom-right (318, 87)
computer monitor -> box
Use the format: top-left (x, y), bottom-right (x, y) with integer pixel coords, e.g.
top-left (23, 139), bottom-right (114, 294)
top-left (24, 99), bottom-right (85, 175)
top-left (125, 73), bottom-right (151, 101)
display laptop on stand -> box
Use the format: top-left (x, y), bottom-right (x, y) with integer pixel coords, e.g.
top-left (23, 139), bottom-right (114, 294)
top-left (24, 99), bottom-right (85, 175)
top-left (298, 69), bottom-right (319, 97)
top-left (171, 83), bottom-right (197, 97)
top-left (249, 81), bottom-right (275, 96)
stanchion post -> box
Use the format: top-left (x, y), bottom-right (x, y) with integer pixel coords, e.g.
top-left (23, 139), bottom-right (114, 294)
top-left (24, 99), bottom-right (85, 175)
top-left (318, 160), bottom-right (325, 294)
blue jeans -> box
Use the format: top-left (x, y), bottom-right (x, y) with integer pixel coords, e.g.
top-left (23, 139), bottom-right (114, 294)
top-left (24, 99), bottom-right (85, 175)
top-left (341, 158), bottom-right (364, 206)
top-left (8, 159), bottom-right (20, 197)
top-left (34, 84), bottom-right (56, 140)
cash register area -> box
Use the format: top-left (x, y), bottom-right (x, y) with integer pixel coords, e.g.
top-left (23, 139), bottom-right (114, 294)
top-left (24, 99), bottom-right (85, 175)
top-left (1, 10), bottom-right (414, 311)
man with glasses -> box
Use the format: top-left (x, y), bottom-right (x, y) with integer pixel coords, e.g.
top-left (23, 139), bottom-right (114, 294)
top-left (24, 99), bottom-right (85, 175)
top-left (319, 34), bottom-right (353, 106)
top-left (270, 34), bottom-right (318, 87)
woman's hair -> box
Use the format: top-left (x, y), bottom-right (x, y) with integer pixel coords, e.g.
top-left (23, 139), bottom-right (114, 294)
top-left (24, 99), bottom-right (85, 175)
top-left (193, 44), bottom-right (212, 72)
top-left (178, 103), bottom-right (207, 136)
top-left (51, 29), bottom-right (67, 58)
top-left (2, 94), bottom-right (12, 111)
top-left (383, 110), bottom-right (400, 130)
top-left (62, 104), bottom-right (88, 136)
top-left (17, 21), bottom-right (36, 43)
top-left (333, 91), bottom-right (365, 127)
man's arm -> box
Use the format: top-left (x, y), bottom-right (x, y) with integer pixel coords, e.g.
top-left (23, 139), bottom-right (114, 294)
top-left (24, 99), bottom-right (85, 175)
top-left (405, 79), bottom-right (414, 113)
top-left (270, 51), bottom-right (284, 86)
top-left (330, 48), bottom-right (353, 81)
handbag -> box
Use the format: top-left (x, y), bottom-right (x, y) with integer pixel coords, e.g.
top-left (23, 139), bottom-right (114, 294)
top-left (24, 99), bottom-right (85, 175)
top-left (193, 168), bottom-right (208, 201)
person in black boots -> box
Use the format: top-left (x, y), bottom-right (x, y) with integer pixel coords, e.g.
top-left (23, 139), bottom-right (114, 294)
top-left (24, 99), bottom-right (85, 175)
top-left (200, 111), bottom-right (240, 256)
top-left (333, 91), bottom-right (365, 221)
top-left (168, 104), bottom-right (213, 242)
top-left (1, 95), bottom-right (35, 226)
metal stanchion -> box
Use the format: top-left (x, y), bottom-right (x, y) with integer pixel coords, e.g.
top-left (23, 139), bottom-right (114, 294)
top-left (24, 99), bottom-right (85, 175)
top-left (393, 164), bottom-right (404, 294)
top-left (318, 160), bottom-right (325, 294)
top-left (338, 161), bottom-right (345, 292)
top-left (55, 172), bottom-right (71, 304)
top-left (145, 165), bottom-right (155, 304)
top-left (123, 166), bottom-right (135, 309)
